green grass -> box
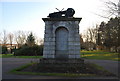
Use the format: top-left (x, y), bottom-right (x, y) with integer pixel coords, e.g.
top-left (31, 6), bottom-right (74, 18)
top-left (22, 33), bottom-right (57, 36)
top-left (0, 54), bottom-right (13, 58)
top-left (87, 63), bottom-right (112, 74)
top-left (10, 63), bottom-right (34, 72)
top-left (81, 50), bottom-right (120, 61)
top-left (10, 71), bottom-right (96, 77)
top-left (0, 54), bottom-right (43, 58)
top-left (1, 50), bottom-right (120, 61)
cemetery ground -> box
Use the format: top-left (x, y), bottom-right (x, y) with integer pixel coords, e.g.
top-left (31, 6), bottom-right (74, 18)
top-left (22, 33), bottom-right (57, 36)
top-left (1, 50), bottom-right (119, 79)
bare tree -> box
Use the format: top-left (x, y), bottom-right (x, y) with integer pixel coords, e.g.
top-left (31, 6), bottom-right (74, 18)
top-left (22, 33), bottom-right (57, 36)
top-left (7, 33), bottom-right (14, 52)
top-left (82, 25), bottom-right (99, 50)
top-left (105, 0), bottom-right (119, 17)
top-left (0, 32), bottom-right (2, 44)
top-left (97, 0), bottom-right (119, 18)
top-left (94, 0), bottom-right (119, 19)
top-left (35, 37), bottom-right (44, 45)
top-left (118, 0), bottom-right (120, 16)
top-left (84, 27), bottom-right (98, 43)
top-left (14, 31), bottom-right (28, 47)
top-left (2, 30), bottom-right (8, 45)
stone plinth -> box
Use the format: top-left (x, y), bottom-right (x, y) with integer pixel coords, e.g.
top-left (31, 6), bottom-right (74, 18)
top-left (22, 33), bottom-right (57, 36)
top-left (40, 58), bottom-right (84, 64)
top-left (42, 18), bottom-right (82, 59)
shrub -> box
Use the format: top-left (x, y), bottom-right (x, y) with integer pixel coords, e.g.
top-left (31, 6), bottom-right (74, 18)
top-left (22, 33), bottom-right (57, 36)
top-left (2, 46), bottom-right (8, 54)
top-left (14, 45), bottom-right (43, 56)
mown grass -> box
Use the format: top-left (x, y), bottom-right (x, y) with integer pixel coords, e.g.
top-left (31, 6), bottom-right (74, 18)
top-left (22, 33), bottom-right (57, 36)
top-left (10, 70), bottom-right (96, 77)
top-left (0, 54), bottom-right (13, 58)
top-left (1, 50), bottom-right (120, 61)
top-left (0, 54), bottom-right (42, 58)
top-left (81, 50), bottom-right (120, 61)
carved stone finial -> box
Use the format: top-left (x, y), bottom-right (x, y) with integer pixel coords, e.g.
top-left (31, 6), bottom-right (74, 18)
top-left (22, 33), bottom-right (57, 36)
top-left (47, 8), bottom-right (75, 18)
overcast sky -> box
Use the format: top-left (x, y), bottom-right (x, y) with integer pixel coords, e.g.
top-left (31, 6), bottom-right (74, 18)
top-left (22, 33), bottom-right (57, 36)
top-left (0, 0), bottom-right (115, 38)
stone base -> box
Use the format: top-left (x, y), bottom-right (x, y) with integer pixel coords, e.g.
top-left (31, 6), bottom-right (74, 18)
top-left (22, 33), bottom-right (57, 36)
top-left (39, 58), bottom-right (84, 73)
top-left (39, 58), bottom-right (84, 64)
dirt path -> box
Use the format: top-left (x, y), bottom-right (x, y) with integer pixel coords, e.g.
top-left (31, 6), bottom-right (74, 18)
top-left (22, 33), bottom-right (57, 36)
top-left (1, 58), bottom-right (119, 80)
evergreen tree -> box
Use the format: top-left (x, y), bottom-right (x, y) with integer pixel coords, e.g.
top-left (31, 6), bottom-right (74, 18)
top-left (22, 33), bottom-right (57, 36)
top-left (98, 17), bottom-right (120, 52)
top-left (26, 32), bottom-right (35, 46)
top-left (97, 21), bottom-right (106, 46)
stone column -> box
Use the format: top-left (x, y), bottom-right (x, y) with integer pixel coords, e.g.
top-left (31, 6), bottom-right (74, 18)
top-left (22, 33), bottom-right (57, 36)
top-left (42, 18), bottom-right (82, 59)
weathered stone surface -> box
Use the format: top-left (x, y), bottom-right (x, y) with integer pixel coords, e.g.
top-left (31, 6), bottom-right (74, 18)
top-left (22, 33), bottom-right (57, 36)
top-left (39, 58), bottom-right (84, 64)
top-left (42, 18), bottom-right (82, 59)
top-left (44, 38), bottom-right (55, 42)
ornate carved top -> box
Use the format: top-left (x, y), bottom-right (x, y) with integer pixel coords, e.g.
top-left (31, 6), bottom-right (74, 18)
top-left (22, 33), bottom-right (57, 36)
top-left (47, 8), bottom-right (75, 18)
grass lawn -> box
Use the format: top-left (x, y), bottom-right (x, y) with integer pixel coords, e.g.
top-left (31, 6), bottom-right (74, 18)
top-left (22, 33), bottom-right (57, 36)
top-left (1, 50), bottom-right (119, 61)
top-left (81, 50), bottom-right (120, 61)
top-left (0, 54), bottom-right (43, 58)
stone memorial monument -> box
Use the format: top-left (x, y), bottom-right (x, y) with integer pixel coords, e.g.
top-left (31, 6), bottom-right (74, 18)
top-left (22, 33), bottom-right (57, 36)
top-left (42, 8), bottom-right (82, 60)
